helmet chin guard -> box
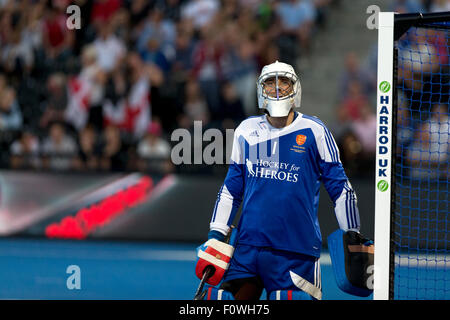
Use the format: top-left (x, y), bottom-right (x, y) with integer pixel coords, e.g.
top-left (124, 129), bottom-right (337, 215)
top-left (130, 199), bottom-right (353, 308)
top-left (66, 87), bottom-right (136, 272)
top-left (257, 61), bottom-right (302, 117)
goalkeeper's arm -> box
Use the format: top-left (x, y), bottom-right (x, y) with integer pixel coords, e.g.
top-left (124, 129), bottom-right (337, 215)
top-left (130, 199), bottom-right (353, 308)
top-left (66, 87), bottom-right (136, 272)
top-left (317, 125), bottom-right (360, 232)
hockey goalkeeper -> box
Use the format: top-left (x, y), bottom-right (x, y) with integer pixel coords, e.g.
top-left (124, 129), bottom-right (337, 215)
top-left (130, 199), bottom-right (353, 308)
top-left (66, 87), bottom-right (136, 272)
top-left (195, 61), bottom-right (373, 300)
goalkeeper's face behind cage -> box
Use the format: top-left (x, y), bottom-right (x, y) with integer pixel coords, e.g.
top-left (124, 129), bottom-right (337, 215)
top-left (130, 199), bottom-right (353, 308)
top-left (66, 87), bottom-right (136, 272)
top-left (257, 61), bottom-right (302, 117)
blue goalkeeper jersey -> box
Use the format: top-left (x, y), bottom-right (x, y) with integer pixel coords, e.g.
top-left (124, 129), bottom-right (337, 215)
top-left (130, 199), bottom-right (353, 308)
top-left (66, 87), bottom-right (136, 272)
top-left (210, 112), bottom-right (360, 258)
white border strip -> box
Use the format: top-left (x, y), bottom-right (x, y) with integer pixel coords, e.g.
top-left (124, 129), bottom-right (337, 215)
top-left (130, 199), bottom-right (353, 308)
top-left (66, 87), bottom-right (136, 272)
top-left (396, 254), bottom-right (449, 269)
top-left (374, 12), bottom-right (395, 300)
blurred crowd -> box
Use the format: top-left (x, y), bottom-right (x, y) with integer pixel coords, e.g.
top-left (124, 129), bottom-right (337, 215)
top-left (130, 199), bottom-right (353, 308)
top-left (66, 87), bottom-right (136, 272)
top-left (0, 0), bottom-right (334, 173)
top-left (0, 0), bottom-right (448, 180)
top-left (333, 0), bottom-right (449, 179)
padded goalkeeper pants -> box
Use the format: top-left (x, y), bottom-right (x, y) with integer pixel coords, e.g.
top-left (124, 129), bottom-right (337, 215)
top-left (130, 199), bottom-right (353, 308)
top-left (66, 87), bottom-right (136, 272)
top-left (222, 243), bottom-right (322, 300)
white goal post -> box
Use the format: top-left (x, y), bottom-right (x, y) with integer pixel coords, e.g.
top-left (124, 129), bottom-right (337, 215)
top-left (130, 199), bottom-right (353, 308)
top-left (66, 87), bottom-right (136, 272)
top-left (373, 11), bottom-right (394, 301)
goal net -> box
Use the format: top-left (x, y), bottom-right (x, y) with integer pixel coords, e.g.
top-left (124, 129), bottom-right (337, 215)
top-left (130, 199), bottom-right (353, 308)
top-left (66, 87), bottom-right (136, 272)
top-left (374, 12), bottom-right (449, 300)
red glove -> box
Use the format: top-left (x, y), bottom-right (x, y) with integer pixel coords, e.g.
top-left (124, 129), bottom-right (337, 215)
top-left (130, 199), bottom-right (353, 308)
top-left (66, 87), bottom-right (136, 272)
top-left (195, 238), bottom-right (235, 286)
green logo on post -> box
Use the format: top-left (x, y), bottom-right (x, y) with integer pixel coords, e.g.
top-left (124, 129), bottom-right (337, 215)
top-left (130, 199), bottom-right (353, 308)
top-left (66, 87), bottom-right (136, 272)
top-left (379, 81), bottom-right (391, 93)
top-left (377, 180), bottom-right (389, 192)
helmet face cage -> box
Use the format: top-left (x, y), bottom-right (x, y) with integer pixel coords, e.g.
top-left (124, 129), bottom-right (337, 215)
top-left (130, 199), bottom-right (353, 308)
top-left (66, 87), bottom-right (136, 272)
top-left (257, 61), bottom-right (302, 117)
top-left (258, 71), bottom-right (299, 101)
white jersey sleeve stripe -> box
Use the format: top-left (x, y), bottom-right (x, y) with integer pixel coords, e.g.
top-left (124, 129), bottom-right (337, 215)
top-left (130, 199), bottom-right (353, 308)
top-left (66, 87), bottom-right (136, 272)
top-left (211, 184), bottom-right (224, 222)
top-left (329, 130), bottom-right (341, 162)
top-left (345, 183), bottom-right (355, 229)
top-left (324, 127), bottom-right (340, 163)
top-left (301, 115), bottom-right (339, 163)
top-left (349, 182), bottom-right (359, 229)
top-left (335, 180), bottom-right (360, 231)
top-left (323, 129), bottom-right (337, 162)
top-left (210, 185), bottom-right (235, 235)
top-left (345, 181), bottom-right (359, 230)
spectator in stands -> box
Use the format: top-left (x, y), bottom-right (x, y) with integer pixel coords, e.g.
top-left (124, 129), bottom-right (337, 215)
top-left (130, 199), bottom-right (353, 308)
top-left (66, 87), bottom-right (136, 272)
top-left (178, 78), bottom-right (210, 129)
top-left (220, 0), bottom-right (240, 21)
top-left (42, 121), bottom-right (78, 170)
top-left (275, 0), bottom-right (316, 64)
top-left (181, 0), bottom-right (220, 31)
top-left (217, 81), bottom-right (246, 130)
top-left (65, 44), bottom-right (107, 131)
top-left (0, 26), bottom-right (34, 77)
top-left (336, 101), bottom-right (376, 177)
top-left (338, 52), bottom-right (373, 101)
top-left (0, 73), bottom-right (6, 93)
top-left (235, 5), bottom-right (261, 39)
top-left (103, 51), bottom-right (159, 140)
top-left (23, 2), bottom-right (46, 51)
top-left (10, 129), bottom-right (41, 169)
top-left (39, 73), bottom-right (68, 129)
top-left (400, 28), bottom-right (440, 78)
top-left (73, 125), bottom-right (101, 171)
top-left (0, 86), bottom-right (22, 131)
top-left (137, 120), bottom-right (173, 173)
top-left (406, 104), bottom-right (449, 180)
top-left (139, 35), bottom-right (171, 74)
top-left (254, 0), bottom-right (279, 32)
top-left (256, 41), bottom-right (281, 69)
top-left (0, 2), bottom-right (43, 79)
top-left (90, 0), bottom-right (123, 26)
top-left (406, 130), bottom-right (437, 179)
top-left (337, 129), bottom-right (364, 177)
top-left (103, 61), bottom-right (127, 108)
top-left (156, 0), bottom-right (183, 22)
top-left (336, 81), bottom-right (369, 124)
top-left (191, 24), bottom-right (225, 115)
top-left (398, 28), bottom-right (441, 118)
top-left (137, 7), bottom-right (176, 73)
top-left (93, 19), bottom-right (126, 73)
top-left (241, 0), bottom-right (263, 10)
top-left (361, 44), bottom-right (378, 100)
top-left (171, 27), bottom-right (197, 82)
top-left (99, 125), bottom-right (127, 171)
top-left (313, 0), bottom-right (333, 27)
top-left (42, 3), bottom-right (75, 61)
top-left (125, 0), bottom-right (152, 30)
top-left (350, 102), bottom-right (377, 158)
top-left (222, 32), bottom-right (258, 117)
top-left (391, 0), bottom-right (424, 13)
top-left (429, 0), bottom-right (450, 13)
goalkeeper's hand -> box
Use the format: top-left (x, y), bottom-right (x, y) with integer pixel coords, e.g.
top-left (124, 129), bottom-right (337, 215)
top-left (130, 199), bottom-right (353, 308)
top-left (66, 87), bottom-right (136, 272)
top-left (195, 231), bottom-right (235, 286)
top-left (327, 229), bottom-right (374, 297)
top-left (346, 231), bottom-right (374, 251)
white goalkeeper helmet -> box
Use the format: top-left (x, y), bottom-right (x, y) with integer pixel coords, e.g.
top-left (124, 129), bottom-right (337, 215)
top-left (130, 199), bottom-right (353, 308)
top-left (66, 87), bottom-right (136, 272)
top-left (257, 60), bottom-right (302, 117)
